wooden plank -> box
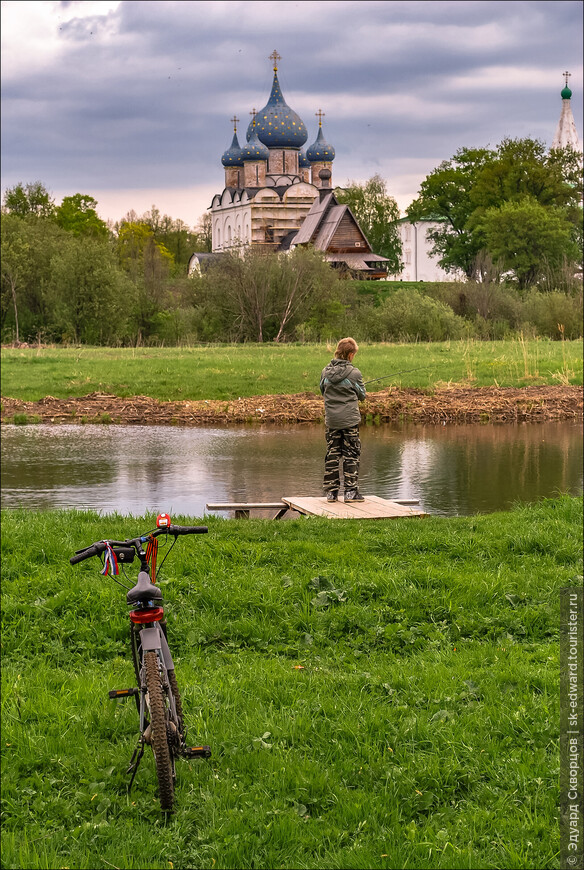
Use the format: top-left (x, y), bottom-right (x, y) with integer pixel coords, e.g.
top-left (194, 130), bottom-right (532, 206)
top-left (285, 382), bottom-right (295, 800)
top-left (206, 502), bottom-right (288, 510)
top-left (282, 495), bottom-right (426, 520)
top-left (206, 501), bottom-right (292, 520)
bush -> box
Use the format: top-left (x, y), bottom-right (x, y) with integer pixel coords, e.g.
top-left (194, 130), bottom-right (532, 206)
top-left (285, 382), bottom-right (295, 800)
top-left (521, 288), bottom-right (583, 339)
top-left (362, 289), bottom-right (467, 341)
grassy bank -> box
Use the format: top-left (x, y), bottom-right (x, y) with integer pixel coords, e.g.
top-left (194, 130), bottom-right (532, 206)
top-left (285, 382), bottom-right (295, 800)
top-left (2, 496), bottom-right (582, 869)
top-left (1, 339), bottom-right (582, 402)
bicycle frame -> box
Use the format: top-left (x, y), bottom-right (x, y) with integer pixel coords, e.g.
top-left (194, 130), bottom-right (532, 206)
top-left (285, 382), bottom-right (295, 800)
top-left (70, 518), bottom-right (211, 813)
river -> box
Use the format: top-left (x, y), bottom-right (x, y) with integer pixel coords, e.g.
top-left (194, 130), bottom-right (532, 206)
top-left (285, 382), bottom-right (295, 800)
top-left (1, 420), bottom-right (582, 517)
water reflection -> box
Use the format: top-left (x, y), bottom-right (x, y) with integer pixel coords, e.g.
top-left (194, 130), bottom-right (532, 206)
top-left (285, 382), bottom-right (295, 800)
top-left (1, 421), bottom-right (582, 517)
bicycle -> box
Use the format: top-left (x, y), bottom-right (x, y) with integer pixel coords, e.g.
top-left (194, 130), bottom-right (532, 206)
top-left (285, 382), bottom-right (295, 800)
top-left (70, 513), bottom-right (211, 812)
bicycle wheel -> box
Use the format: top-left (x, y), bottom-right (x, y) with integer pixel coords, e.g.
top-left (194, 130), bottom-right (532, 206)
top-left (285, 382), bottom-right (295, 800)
top-left (144, 650), bottom-right (174, 811)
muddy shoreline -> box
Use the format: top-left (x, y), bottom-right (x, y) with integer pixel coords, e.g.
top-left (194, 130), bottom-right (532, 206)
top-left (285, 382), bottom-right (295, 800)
top-left (1, 385), bottom-right (582, 426)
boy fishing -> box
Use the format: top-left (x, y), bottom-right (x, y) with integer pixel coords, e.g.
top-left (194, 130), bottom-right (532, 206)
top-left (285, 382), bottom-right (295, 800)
top-left (319, 337), bottom-right (366, 503)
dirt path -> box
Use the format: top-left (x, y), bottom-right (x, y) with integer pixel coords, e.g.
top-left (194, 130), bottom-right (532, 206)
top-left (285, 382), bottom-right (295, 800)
top-left (1, 385), bottom-right (582, 425)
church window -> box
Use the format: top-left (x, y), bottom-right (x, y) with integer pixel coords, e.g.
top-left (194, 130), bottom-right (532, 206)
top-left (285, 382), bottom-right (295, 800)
top-left (405, 249), bottom-right (411, 264)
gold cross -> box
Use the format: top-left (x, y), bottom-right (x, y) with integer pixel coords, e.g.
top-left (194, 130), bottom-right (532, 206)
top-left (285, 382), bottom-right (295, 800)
top-left (249, 108), bottom-right (257, 127)
top-left (269, 50), bottom-right (281, 71)
top-left (563, 70), bottom-right (571, 87)
top-left (230, 115), bottom-right (240, 132)
top-left (315, 109), bottom-right (325, 126)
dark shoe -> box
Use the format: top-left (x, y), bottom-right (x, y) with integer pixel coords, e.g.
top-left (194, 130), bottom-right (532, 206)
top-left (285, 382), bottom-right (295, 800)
top-left (344, 489), bottom-right (365, 503)
top-left (326, 491), bottom-right (338, 503)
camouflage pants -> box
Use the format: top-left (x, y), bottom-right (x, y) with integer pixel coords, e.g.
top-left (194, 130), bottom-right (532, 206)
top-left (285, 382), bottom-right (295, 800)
top-left (323, 426), bottom-right (361, 493)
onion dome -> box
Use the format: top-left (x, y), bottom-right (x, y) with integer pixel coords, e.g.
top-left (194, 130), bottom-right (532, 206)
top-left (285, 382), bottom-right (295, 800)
top-left (241, 121), bottom-right (270, 162)
top-left (246, 54), bottom-right (308, 148)
top-left (221, 131), bottom-right (243, 167)
top-left (299, 149), bottom-right (310, 168)
top-left (561, 70), bottom-right (573, 100)
top-left (306, 112), bottom-right (335, 162)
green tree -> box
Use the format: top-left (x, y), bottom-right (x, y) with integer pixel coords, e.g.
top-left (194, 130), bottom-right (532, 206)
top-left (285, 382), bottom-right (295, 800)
top-left (116, 222), bottom-right (175, 341)
top-left (117, 222), bottom-right (174, 280)
top-left (407, 147), bottom-right (495, 278)
top-left (0, 216), bottom-right (72, 341)
top-left (407, 139), bottom-right (582, 282)
top-left (49, 237), bottom-right (133, 344)
top-left (1, 215), bottom-right (31, 342)
top-left (470, 138), bottom-right (577, 212)
top-left (194, 213), bottom-right (213, 253)
top-left (55, 194), bottom-right (109, 238)
top-left (137, 206), bottom-right (202, 270)
top-left (334, 174), bottom-right (403, 273)
top-left (3, 181), bottom-right (56, 219)
top-left (478, 196), bottom-right (580, 290)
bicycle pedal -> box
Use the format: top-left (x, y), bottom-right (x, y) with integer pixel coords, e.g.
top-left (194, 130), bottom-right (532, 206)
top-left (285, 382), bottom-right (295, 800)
top-left (108, 688), bottom-right (139, 699)
top-left (183, 745), bottom-right (211, 759)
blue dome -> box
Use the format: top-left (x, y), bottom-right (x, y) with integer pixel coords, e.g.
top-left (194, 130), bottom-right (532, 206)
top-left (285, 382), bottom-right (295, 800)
top-left (221, 131), bottom-right (243, 167)
top-left (241, 125), bottom-right (270, 162)
top-left (306, 124), bottom-right (335, 162)
top-left (299, 148), bottom-right (310, 168)
top-left (246, 71), bottom-right (308, 148)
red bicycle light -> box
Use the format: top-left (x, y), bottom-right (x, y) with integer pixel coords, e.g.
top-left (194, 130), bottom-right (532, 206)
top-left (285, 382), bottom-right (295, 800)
top-left (157, 513), bottom-right (171, 528)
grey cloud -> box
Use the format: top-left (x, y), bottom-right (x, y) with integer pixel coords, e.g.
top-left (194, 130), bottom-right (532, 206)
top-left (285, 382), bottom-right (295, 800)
top-left (1, 0), bottom-right (581, 220)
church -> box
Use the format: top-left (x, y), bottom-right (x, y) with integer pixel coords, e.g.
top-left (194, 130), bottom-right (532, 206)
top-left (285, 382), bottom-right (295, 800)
top-left (195, 51), bottom-right (389, 279)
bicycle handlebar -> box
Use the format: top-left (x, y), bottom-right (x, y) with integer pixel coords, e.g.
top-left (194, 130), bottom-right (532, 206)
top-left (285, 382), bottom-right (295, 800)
top-left (69, 524), bottom-right (208, 565)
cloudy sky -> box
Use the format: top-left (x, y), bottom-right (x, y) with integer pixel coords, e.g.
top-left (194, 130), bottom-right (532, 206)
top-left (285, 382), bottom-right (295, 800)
top-left (1, 0), bottom-right (582, 228)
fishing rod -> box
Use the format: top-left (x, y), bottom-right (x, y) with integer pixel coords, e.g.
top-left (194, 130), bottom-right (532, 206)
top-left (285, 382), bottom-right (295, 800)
top-left (363, 366), bottom-right (432, 386)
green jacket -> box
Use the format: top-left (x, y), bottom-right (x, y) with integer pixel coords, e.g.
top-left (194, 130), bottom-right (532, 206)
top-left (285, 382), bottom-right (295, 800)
top-left (320, 358), bottom-right (366, 429)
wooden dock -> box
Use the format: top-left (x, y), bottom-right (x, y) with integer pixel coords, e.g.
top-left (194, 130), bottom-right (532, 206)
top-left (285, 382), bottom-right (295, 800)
top-left (206, 496), bottom-right (426, 520)
top-left (282, 495), bottom-right (427, 519)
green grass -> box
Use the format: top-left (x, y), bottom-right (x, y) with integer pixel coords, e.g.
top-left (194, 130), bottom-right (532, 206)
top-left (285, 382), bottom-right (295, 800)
top-left (1, 339), bottom-right (582, 402)
top-left (2, 496), bottom-right (582, 869)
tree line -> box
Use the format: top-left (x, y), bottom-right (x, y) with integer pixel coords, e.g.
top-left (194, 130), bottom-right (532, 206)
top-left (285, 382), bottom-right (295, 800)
top-left (1, 136), bottom-right (582, 345)
top-left (1, 183), bottom-right (211, 344)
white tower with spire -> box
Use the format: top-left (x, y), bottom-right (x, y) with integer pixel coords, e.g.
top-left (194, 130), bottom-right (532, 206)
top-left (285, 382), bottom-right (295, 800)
top-left (552, 71), bottom-right (582, 153)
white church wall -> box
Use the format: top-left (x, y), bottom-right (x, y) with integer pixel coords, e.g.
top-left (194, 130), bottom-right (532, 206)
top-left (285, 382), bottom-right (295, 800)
top-left (394, 220), bottom-right (464, 282)
top-left (212, 201), bottom-right (252, 251)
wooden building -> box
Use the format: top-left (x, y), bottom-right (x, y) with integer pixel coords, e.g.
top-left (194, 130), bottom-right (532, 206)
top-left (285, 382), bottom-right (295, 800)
top-left (289, 191), bottom-right (389, 279)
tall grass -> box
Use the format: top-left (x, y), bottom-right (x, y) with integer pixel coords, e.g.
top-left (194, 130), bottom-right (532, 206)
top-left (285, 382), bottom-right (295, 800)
top-left (1, 339), bottom-right (582, 402)
top-left (2, 497), bottom-right (582, 869)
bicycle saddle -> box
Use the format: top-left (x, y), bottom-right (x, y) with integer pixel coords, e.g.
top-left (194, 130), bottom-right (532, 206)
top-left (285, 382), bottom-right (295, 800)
top-left (126, 571), bottom-right (163, 605)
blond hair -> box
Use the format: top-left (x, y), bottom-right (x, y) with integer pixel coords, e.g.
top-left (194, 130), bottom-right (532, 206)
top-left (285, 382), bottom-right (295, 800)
top-left (334, 337), bottom-right (359, 360)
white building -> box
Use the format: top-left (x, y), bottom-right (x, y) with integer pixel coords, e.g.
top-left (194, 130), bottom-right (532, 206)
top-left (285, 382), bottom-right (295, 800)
top-left (394, 218), bottom-right (464, 282)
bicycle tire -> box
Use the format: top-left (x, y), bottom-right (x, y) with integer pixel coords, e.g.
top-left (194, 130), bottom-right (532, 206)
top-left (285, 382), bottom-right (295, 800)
top-left (144, 650), bottom-right (174, 811)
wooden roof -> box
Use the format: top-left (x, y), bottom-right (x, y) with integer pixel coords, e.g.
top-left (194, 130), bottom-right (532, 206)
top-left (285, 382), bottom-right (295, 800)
top-left (290, 191), bottom-right (389, 273)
